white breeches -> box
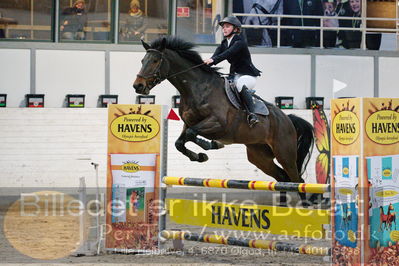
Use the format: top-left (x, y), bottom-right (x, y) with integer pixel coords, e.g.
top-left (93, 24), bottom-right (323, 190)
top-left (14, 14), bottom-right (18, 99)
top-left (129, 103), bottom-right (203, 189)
top-left (234, 74), bottom-right (257, 92)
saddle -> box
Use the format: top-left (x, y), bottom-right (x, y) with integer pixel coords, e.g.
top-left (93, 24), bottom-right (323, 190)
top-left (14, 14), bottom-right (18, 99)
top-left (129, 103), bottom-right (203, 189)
top-left (224, 77), bottom-right (269, 116)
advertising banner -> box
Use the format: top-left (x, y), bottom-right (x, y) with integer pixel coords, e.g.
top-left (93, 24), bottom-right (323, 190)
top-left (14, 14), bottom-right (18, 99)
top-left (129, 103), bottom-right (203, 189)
top-left (167, 199), bottom-right (330, 238)
top-left (363, 98), bottom-right (399, 264)
top-left (331, 98), bottom-right (361, 264)
top-left (332, 98), bottom-right (399, 264)
top-left (106, 104), bottom-right (166, 252)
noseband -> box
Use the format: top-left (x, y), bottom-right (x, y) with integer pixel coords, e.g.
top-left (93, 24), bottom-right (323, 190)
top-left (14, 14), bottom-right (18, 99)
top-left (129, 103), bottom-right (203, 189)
top-left (136, 48), bottom-right (206, 87)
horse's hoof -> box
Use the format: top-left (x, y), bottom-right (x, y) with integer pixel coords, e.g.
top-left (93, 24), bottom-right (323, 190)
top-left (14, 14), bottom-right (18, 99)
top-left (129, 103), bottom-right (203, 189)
top-left (198, 153), bottom-right (208, 162)
top-left (211, 140), bottom-right (224, 149)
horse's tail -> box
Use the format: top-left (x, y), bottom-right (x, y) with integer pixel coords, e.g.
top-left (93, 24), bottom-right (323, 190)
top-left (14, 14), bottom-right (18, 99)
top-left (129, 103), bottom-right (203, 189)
top-left (288, 114), bottom-right (314, 177)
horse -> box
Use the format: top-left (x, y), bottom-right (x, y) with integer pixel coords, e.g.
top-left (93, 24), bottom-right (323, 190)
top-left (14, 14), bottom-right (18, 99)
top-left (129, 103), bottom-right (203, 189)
top-left (133, 36), bottom-right (314, 204)
top-left (379, 203), bottom-right (396, 232)
top-left (242, 0), bottom-right (283, 46)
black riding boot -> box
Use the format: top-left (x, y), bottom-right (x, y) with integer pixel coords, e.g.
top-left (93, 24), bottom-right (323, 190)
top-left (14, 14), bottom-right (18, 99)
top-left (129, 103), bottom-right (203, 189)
top-left (240, 86), bottom-right (259, 127)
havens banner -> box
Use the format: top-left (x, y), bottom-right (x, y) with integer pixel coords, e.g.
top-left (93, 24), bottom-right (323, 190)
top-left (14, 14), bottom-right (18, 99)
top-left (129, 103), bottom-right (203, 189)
top-left (167, 199), bottom-right (329, 239)
top-left (331, 98), bottom-right (399, 265)
top-left (363, 98), bottom-right (399, 264)
top-left (106, 105), bottom-right (166, 252)
top-left (331, 98), bottom-right (361, 264)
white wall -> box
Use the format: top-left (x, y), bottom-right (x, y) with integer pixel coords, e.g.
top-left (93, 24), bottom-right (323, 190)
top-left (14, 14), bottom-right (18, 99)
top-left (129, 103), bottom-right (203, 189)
top-left (110, 52), bottom-right (141, 105)
top-left (36, 50), bottom-right (105, 107)
top-left (0, 108), bottom-right (107, 189)
top-left (379, 57), bottom-right (399, 98)
top-left (316, 55), bottom-right (374, 108)
top-left (252, 54), bottom-right (311, 107)
top-left (0, 49), bottom-right (30, 107)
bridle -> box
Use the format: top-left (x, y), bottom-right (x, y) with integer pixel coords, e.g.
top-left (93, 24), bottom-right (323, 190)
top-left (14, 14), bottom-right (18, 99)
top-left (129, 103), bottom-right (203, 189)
top-left (136, 49), bottom-right (165, 88)
top-left (136, 48), bottom-right (205, 87)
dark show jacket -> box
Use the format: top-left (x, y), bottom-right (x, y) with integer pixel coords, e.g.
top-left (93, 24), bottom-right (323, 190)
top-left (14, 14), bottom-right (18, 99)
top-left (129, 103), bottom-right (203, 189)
top-left (211, 34), bottom-right (261, 77)
top-left (283, 0), bottom-right (323, 26)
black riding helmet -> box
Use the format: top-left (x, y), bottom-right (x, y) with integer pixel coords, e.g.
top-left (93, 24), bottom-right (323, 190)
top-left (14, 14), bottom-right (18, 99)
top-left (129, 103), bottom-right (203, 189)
top-left (218, 16), bottom-right (242, 28)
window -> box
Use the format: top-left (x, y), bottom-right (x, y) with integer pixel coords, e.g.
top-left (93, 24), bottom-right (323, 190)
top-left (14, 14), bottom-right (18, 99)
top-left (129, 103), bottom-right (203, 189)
top-left (0, 0), bottom-right (53, 40)
top-left (175, 0), bottom-right (224, 44)
top-left (118, 0), bottom-right (169, 43)
top-left (59, 0), bottom-right (112, 41)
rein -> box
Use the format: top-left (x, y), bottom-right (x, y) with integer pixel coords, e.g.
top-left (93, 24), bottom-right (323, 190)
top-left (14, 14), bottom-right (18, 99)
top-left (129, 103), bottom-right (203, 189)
top-left (136, 48), bottom-right (206, 86)
top-left (167, 62), bottom-right (206, 79)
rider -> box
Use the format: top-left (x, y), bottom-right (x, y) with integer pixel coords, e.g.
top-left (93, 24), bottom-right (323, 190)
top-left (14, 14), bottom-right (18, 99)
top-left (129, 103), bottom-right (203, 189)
top-left (204, 16), bottom-right (261, 127)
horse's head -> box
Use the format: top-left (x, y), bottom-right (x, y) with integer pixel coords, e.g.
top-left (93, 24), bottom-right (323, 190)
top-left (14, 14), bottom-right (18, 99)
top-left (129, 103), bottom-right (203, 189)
top-left (133, 38), bottom-right (169, 95)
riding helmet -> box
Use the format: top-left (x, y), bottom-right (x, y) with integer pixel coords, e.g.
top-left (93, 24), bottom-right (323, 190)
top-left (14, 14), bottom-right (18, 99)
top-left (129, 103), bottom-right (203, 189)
top-left (219, 16), bottom-right (242, 28)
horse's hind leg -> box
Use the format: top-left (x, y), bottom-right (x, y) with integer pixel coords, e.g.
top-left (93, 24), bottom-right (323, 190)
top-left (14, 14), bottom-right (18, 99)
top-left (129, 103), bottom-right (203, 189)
top-left (272, 137), bottom-right (310, 203)
top-left (246, 144), bottom-right (290, 182)
top-left (275, 143), bottom-right (309, 206)
top-left (246, 144), bottom-right (292, 206)
top-left (248, 144), bottom-right (309, 207)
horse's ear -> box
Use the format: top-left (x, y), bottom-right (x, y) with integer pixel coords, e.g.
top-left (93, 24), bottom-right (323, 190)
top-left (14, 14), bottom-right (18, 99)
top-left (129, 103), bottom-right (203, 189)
top-left (141, 39), bottom-right (151, 51)
top-left (159, 38), bottom-right (167, 51)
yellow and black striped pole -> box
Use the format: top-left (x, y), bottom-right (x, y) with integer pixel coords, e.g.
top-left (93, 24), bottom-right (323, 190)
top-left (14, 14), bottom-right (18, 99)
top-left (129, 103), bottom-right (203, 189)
top-left (163, 176), bottom-right (330, 194)
top-left (161, 230), bottom-right (331, 256)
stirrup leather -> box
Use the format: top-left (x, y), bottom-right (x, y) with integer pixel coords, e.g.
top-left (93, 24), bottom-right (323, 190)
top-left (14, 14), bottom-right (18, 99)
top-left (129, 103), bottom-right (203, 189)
top-left (247, 113), bottom-right (259, 128)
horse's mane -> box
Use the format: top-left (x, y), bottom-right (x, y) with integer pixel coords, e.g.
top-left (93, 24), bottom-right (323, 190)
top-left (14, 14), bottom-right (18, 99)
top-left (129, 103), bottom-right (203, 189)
top-left (150, 36), bottom-right (221, 75)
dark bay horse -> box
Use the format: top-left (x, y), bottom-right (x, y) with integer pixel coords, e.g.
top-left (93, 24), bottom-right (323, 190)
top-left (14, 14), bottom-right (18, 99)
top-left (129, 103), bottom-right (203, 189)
top-left (133, 36), bottom-right (314, 188)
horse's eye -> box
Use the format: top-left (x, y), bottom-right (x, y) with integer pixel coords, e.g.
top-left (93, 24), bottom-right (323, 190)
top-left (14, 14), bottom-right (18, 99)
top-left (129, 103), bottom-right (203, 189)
top-left (152, 59), bottom-right (158, 63)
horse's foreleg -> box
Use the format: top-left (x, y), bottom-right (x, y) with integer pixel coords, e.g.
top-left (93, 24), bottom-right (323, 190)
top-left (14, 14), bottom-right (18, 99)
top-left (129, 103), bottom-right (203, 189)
top-left (176, 116), bottom-right (225, 162)
top-left (186, 128), bottom-right (224, 150)
top-left (175, 128), bottom-right (208, 162)
top-left (185, 115), bottom-right (225, 150)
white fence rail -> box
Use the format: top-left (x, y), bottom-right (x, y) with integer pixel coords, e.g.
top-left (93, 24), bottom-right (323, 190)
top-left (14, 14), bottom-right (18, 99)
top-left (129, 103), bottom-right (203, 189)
top-left (233, 13), bottom-right (399, 50)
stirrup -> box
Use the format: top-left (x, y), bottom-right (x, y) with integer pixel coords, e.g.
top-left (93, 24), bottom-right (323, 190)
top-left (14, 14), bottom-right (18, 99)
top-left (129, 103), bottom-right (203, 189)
top-left (247, 113), bottom-right (259, 128)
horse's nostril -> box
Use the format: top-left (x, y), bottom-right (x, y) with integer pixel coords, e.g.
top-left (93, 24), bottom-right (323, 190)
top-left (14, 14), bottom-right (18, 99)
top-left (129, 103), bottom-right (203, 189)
top-left (133, 83), bottom-right (144, 91)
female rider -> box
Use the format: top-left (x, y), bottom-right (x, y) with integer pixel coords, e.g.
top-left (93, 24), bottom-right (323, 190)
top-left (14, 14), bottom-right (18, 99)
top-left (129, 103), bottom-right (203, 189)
top-left (204, 16), bottom-right (261, 127)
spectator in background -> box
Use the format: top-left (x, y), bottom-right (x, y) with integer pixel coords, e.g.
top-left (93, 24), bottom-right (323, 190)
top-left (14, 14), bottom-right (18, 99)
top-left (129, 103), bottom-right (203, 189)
top-left (322, 0), bottom-right (339, 48)
top-left (60, 0), bottom-right (88, 40)
top-left (339, 0), bottom-right (361, 49)
top-left (120, 0), bottom-right (147, 42)
top-left (242, 0), bottom-right (283, 47)
top-left (282, 0), bottom-right (323, 48)
top-left (335, 0), bottom-right (350, 47)
top-left (338, 0), bottom-right (381, 50)
top-left (0, 11), bottom-right (4, 38)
